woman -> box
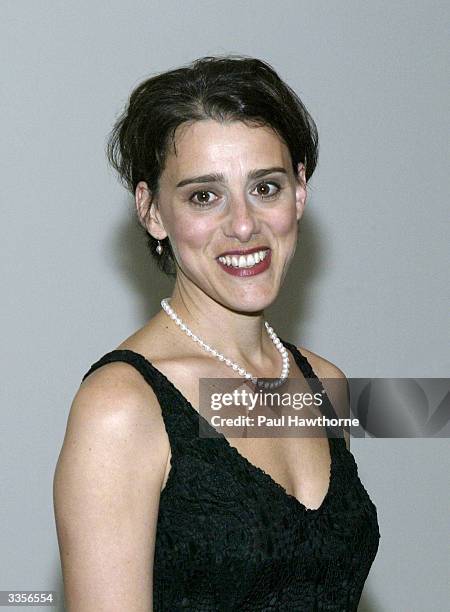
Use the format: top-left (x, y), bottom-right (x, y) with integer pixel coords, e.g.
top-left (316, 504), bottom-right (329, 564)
top-left (53, 55), bottom-right (380, 611)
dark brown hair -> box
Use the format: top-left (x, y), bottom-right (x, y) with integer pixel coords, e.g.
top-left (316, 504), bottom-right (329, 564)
top-left (106, 54), bottom-right (319, 276)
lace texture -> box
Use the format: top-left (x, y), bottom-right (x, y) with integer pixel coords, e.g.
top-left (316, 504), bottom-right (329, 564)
top-left (82, 339), bottom-right (380, 611)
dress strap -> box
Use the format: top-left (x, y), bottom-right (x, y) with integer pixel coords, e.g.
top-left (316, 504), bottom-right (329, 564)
top-left (82, 348), bottom-right (161, 387)
top-left (280, 338), bottom-right (345, 438)
top-left (82, 348), bottom-right (192, 413)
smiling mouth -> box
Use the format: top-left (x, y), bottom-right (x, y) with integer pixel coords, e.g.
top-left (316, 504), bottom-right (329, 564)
top-left (217, 248), bottom-right (270, 269)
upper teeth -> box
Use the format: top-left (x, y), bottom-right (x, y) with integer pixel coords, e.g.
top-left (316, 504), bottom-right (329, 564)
top-left (218, 249), bottom-right (269, 268)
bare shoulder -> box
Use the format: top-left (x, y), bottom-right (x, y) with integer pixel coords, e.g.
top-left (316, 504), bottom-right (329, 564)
top-left (58, 361), bottom-right (171, 467)
top-left (56, 359), bottom-right (171, 506)
top-left (297, 346), bottom-right (351, 451)
top-left (297, 345), bottom-right (347, 380)
top-left (72, 360), bottom-right (168, 432)
top-left (53, 361), bottom-right (169, 611)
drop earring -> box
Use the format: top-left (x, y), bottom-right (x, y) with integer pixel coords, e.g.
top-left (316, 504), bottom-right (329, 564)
top-left (156, 240), bottom-right (163, 255)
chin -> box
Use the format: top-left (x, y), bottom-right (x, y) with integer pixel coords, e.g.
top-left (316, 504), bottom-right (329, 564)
top-left (221, 290), bottom-right (277, 314)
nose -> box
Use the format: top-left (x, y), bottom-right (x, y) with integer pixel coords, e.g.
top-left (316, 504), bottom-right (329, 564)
top-left (222, 195), bottom-right (260, 243)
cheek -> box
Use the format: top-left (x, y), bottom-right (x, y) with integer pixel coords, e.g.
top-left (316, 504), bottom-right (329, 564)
top-left (169, 214), bottom-right (215, 260)
top-left (268, 206), bottom-right (298, 239)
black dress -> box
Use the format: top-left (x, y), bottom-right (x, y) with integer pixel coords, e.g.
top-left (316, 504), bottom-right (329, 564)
top-left (82, 339), bottom-right (380, 611)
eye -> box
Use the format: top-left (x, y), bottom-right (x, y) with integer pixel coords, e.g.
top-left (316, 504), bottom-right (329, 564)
top-left (189, 190), bottom-right (219, 208)
top-left (252, 181), bottom-right (281, 199)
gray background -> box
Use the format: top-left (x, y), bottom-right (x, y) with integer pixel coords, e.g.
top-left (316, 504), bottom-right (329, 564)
top-left (1, 1), bottom-right (449, 610)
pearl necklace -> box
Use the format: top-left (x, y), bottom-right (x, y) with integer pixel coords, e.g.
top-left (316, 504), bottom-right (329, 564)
top-left (161, 298), bottom-right (290, 390)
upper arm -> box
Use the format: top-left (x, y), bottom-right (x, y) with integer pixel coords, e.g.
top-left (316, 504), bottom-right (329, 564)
top-left (298, 346), bottom-right (351, 451)
top-left (53, 363), bottom-right (170, 612)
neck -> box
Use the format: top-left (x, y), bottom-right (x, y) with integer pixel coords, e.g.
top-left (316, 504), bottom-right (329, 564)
top-left (166, 278), bottom-right (275, 368)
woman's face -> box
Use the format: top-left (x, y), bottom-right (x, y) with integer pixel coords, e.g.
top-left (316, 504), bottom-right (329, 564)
top-left (137, 119), bottom-right (306, 313)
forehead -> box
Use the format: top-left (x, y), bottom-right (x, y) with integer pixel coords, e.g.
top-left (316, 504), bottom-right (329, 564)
top-left (164, 120), bottom-right (291, 178)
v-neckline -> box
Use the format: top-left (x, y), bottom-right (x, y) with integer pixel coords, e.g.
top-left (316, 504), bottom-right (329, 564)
top-left (115, 342), bottom-right (337, 515)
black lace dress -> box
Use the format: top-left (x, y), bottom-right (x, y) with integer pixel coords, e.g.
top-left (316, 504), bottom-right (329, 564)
top-left (82, 339), bottom-right (380, 611)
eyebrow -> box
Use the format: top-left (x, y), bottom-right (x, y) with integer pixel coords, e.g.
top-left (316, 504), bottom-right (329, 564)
top-left (175, 166), bottom-right (288, 188)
